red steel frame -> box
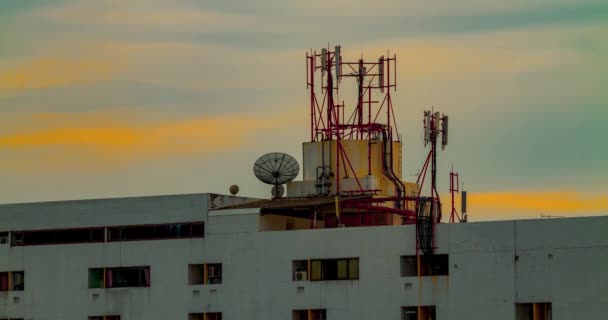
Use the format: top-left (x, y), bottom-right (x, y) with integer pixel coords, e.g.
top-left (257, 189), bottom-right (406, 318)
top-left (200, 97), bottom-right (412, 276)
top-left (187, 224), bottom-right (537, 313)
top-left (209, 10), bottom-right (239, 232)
top-left (306, 46), bottom-right (418, 223)
top-left (306, 46), bottom-right (399, 142)
top-left (304, 46), bottom-right (458, 260)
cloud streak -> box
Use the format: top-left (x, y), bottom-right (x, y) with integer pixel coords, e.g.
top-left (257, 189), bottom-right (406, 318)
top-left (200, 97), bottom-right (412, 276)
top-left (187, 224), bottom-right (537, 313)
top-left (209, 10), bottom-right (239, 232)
top-left (461, 191), bottom-right (608, 221)
top-left (0, 57), bottom-right (127, 95)
top-left (0, 109), bottom-right (299, 163)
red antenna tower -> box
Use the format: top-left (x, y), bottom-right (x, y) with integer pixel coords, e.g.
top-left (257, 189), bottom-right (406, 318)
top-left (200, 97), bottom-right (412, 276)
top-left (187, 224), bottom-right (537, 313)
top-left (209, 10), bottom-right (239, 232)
top-left (413, 110), bottom-right (448, 255)
top-left (306, 45), bottom-right (399, 142)
top-left (306, 45), bottom-right (408, 210)
top-left (302, 45), bottom-right (455, 256)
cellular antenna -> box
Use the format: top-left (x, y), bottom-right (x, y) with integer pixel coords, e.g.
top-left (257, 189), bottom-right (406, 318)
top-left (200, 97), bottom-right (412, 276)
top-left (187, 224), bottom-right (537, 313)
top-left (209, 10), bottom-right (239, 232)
top-left (449, 167), bottom-right (461, 223)
top-left (416, 110), bottom-right (450, 254)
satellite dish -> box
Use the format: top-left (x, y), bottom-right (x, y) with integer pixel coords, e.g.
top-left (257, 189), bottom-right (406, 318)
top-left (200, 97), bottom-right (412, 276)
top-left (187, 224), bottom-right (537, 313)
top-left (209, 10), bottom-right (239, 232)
top-left (253, 152), bottom-right (299, 185)
top-left (229, 185), bottom-right (239, 196)
top-left (271, 185), bottom-right (285, 199)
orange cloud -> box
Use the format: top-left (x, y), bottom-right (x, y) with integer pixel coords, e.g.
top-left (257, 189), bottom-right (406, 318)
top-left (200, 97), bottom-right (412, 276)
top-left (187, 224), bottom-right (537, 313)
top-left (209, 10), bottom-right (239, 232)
top-left (0, 109), bottom-right (300, 160)
top-left (451, 191), bottom-right (608, 221)
top-left (0, 57), bottom-right (127, 93)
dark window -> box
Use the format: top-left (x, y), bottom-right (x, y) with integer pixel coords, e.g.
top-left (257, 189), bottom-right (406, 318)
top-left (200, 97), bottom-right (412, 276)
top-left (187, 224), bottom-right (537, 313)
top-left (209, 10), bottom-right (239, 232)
top-left (89, 316), bottom-right (120, 320)
top-left (189, 313), bottom-right (221, 320)
top-left (516, 303), bottom-right (552, 320)
top-left (0, 232), bottom-right (8, 245)
top-left (310, 309), bottom-right (327, 320)
top-left (89, 268), bottom-right (104, 288)
top-left (420, 254), bottom-right (448, 276)
top-left (206, 313), bottom-right (222, 320)
top-left (401, 256), bottom-right (418, 276)
top-left (89, 267), bottom-right (149, 288)
top-left (188, 314), bottom-right (204, 320)
top-left (188, 264), bottom-right (204, 285)
top-left (107, 222), bottom-right (204, 242)
top-left (310, 258), bottom-right (358, 281)
top-left (107, 267), bottom-right (150, 288)
top-left (401, 254), bottom-right (449, 276)
top-left (10, 271), bottom-right (24, 291)
top-left (206, 264), bottom-right (222, 284)
top-left (402, 306), bottom-right (435, 320)
top-left (292, 309), bottom-right (326, 320)
top-left (191, 223), bottom-right (205, 237)
top-left (1, 271), bottom-right (24, 291)
top-left (293, 310), bottom-right (308, 320)
top-left (11, 228), bottom-right (104, 246)
top-left (0, 272), bottom-right (9, 291)
top-left (188, 263), bottom-right (221, 285)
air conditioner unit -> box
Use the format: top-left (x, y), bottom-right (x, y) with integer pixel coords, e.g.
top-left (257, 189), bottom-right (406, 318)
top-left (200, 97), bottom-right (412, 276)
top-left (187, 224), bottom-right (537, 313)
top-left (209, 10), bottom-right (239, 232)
top-left (294, 271), bottom-right (307, 281)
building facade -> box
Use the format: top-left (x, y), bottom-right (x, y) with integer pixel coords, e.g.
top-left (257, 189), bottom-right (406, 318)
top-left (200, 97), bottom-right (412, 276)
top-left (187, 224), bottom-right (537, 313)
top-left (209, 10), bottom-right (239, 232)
top-left (0, 193), bottom-right (607, 320)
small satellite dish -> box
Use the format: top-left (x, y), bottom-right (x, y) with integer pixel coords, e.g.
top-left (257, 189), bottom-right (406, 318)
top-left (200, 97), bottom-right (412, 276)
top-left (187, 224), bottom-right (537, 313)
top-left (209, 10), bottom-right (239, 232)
top-left (253, 152), bottom-right (299, 185)
top-left (271, 184), bottom-right (285, 199)
top-left (229, 185), bottom-right (239, 196)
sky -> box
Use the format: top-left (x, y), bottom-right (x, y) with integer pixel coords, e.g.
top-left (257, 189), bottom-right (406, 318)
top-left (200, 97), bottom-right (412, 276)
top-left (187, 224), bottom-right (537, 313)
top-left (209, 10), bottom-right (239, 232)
top-left (0, 0), bottom-right (607, 221)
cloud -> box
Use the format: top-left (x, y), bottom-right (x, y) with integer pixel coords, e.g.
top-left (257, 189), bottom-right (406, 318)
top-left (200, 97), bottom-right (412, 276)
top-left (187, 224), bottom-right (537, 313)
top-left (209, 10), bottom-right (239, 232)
top-left (458, 190), bottom-right (608, 221)
top-left (34, 1), bottom-right (269, 33)
top-left (0, 57), bottom-right (127, 95)
top-left (0, 108), bottom-right (300, 171)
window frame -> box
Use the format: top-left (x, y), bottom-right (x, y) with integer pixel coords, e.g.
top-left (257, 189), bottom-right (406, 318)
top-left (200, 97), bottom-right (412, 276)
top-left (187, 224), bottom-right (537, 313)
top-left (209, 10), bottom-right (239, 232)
top-left (10, 227), bottom-right (105, 247)
top-left (106, 222), bottom-right (205, 242)
top-left (309, 257), bottom-right (359, 281)
top-left (400, 254), bottom-right (449, 277)
top-left (88, 266), bottom-right (150, 289)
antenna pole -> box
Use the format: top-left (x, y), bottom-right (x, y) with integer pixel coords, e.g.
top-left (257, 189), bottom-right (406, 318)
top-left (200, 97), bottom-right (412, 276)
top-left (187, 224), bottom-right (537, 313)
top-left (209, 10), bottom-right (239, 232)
top-left (449, 169), bottom-right (460, 223)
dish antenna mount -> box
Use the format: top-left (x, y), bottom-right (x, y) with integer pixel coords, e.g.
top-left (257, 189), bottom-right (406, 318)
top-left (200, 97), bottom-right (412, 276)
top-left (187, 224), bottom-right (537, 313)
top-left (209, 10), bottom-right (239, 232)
top-left (253, 152), bottom-right (299, 198)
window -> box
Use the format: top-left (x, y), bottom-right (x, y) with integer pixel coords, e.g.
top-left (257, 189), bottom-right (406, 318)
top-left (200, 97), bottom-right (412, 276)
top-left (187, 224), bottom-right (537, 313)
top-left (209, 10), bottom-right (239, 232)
top-left (206, 264), bottom-right (222, 284)
top-left (88, 267), bottom-right (150, 288)
top-left (516, 303), bottom-right (552, 320)
top-left (6, 222), bottom-right (205, 246)
top-left (89, 316), bottom-right (120, 320)
top-left (293, 260), bottom-right (309, 281)
top-left (309, 258), bottom-right (359, 281)
top-left (89, 268), bottom-right (104, 288)
top-left (188, 264), bottom-right (205, 285)
top-left (11, 272), bottom-right (24, 291)
top-left (107, 222), bottom-right (204, 242)
top-left (205, 313), bottom-right (222, 320)
top-left (0, 271), bottom-right (24, 291)
top-left (0, 272), bottom-right (8, 291)
top-left (0, 232), bottom-right (8, 245)
top-left (188, 263), bottom-right (222, 285)
top-left (402, 306), bottom-right (435, 320)
top-left (293, 309), bottom-right (326, 320)
top-left (400, 256), bottom-right (417, 276)
top-left (293, 310), bottom-right (308, 320)
top-left (188, 313), bottom-right (221, 320)
top-left (401, 255), bottom-right (448, 277)
top-left (10, 228), bottom-right (104, 246)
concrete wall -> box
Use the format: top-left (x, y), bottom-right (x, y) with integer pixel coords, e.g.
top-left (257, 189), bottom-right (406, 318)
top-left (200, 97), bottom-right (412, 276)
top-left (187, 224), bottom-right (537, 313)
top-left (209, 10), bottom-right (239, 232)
top-left (1, 194), bottom-right (607, 320)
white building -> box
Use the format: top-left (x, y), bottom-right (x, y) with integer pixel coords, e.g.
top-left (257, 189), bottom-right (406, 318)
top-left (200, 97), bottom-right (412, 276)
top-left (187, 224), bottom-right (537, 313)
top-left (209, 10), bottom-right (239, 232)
top-left (1, 193), bottom-right (607, 320)
top-left (2, 46), bottom-right (605, 320)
